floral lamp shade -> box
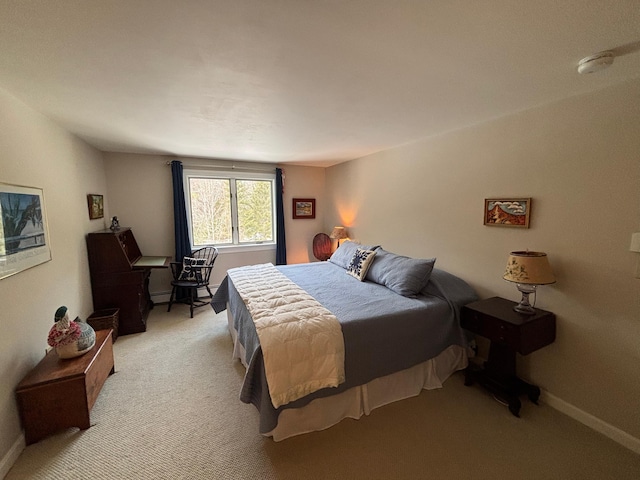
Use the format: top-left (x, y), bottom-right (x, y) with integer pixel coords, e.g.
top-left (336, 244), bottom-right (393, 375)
top-left (503, 251), bottom-right (555, 314)
top-left (330, 226), bottom-right (347, 241)
top-left (503, 251), bottom-right (556, 285)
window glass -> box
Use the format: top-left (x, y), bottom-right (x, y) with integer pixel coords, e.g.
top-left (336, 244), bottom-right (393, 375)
top-left (188, 177), bottom-right (232, 245)
top-left (236, 180), bottom-right (273, 243)
top-left (185, 170), bottom-right (275, 248)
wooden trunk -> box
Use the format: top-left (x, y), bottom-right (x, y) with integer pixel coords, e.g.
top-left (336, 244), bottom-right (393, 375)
top-left (15, 330), bottom-right (115, 445)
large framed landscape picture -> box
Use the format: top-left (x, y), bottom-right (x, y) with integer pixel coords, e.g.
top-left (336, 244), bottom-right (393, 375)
top-left (0, 183), bottom-right (52, 280)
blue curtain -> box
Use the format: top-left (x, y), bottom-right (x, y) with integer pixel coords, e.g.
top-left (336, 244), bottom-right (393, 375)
top-left (171, 160), bottom-right (191, 262)
top-left (275, 168), bottom-right (287, 265)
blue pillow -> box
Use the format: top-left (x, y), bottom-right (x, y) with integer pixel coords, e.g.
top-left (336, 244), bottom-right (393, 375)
top-left (365, 248), bottom-right (436, 297)
top-left (329, 240), bottom-right (378, 269)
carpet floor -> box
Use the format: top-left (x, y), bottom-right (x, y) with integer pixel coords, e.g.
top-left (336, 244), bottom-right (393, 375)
top-left (6, 304), bottom-right (640, 479)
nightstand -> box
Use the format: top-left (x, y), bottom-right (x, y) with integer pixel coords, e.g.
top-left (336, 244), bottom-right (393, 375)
top-left (460, 296), bottom-right (556, 417)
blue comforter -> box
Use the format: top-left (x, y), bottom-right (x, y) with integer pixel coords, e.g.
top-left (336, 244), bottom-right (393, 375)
top-left (212, 261), bottom-right (477, 433)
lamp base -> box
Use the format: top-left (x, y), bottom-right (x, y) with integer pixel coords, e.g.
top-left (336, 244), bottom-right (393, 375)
top-left (513, 302), bottom-right (536, 315)
top-left (514, 284), bottom-right (537, 315)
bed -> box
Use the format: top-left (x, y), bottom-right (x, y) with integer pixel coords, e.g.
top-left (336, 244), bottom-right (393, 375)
top-left (211, 242), bottom-right (477, 440)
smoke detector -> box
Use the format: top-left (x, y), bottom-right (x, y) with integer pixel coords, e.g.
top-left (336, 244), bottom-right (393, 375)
top-left (577, 51), bottom-right (614, 74)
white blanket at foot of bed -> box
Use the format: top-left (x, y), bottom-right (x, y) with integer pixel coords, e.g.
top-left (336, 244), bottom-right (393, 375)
top-left (227, 263), bottom-right (345, 408)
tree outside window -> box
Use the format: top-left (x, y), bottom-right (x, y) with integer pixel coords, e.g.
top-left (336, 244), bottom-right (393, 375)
top-left (186, 173), bottom-right (275, 247)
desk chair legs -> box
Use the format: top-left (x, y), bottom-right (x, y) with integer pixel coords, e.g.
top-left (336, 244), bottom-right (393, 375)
top-left (167, 286), bottom-right (214, 318)
top-left (167, 287), bottom-right (176, 313)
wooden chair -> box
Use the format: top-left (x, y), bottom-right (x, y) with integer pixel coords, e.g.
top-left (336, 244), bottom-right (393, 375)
top-left (167, 246), bottom-right (218, 318)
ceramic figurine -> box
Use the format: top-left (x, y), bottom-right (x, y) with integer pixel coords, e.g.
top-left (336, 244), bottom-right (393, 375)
top-left (47, 306), bottom-right (96, 359)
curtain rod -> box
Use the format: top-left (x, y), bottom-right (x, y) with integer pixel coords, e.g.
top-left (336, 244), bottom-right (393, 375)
top-left (166, 161), bottom-right (276, 173)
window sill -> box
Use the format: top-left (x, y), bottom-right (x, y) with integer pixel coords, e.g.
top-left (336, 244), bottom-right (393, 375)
top-left (201, 243), bottom-right (276, 254)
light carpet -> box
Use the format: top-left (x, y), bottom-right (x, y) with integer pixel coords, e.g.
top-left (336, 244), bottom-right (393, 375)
top-left (6, 304), bottom-right (640, 479)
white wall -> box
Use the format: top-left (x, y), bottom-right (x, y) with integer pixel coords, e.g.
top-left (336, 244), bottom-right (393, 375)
top-left (103, 154), bottom-right (326, 295)
top-left (325, 79), bottom-right (640, 442)
top-left (0, 87), bottom-right (107, 471)
top-left (280, 164), bottom-right (326, 264)
top-left (102, 153), bottom-right (176, 294)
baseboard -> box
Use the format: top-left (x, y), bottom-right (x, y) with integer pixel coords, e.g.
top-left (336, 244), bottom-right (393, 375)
top-left (151, 291), bottom-right (172, 304)
top-left (0, 433), bottom-right (25, 479)
top-left (542, 390), bottom-right (640, 455)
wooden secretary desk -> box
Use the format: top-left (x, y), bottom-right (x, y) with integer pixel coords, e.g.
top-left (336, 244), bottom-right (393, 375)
top-left (87, 228), bottom-right (170, 335)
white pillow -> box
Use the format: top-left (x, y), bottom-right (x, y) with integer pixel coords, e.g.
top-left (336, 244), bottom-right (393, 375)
top-left (346, 248), bottom-right (377, 281)
top-left (178, 257), bottom-right (207, 282)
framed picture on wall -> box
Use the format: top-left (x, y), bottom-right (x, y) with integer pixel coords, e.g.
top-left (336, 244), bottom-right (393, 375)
top-left (292, 198), bottom-right (316, 219)
top-left (0, 182), bottom-right (52, 280)
top-left (484, 198), bottom-right (531, 228)
top-left (87, 194), bottom-right (104, 219)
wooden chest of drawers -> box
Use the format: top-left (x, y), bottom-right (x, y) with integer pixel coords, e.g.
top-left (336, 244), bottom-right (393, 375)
top-left (15, 329), bottom-right (115, 445)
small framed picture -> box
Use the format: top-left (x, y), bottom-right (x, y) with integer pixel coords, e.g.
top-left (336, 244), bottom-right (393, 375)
top-left (484, 198), bottom-right (531, 228)
top-left (87, 194), bottom-right (104, 220)
top-left (292, 198), bottom-right (316, 219)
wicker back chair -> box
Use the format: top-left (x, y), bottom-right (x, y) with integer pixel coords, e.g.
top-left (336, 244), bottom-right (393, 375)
top-left (312, 233), bottom-right (332, 261)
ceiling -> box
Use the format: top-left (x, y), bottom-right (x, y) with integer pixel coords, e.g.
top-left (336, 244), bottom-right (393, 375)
top-left (0, 1), bottom-right (638, 167)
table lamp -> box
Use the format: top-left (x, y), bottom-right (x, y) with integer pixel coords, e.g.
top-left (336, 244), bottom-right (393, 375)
top-left (330, 226), bottom-right (348, 247)
top-left (503, 251), bottom-right (556, 314)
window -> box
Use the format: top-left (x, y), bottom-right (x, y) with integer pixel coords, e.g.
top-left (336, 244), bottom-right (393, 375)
top-left (183, 169), bottom-right (276, 250)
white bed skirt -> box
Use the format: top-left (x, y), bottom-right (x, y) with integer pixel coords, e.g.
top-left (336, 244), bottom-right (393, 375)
top-left (227, 309), bottom-right (468, 441)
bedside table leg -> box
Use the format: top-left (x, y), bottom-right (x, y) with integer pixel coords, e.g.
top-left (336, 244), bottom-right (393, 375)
top-left (510, 376), bottom-right (541, 405)
top-left (528, 388), bottom-right (541, 405)
top-left (464, 366), bottom-right (475, 386)
top-left (508, 397), bottom-right (522, 417)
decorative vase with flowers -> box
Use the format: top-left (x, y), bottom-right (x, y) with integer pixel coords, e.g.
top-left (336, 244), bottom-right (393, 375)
top-left (47, 306), bottom-right (96, 359)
